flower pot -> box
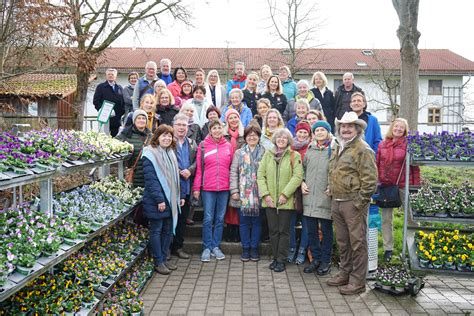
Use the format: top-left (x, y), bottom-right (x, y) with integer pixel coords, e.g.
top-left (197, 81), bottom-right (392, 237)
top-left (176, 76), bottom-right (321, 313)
top-left (432, 262), bottom-right (443, 269)
top-left (457, 263), bottom-right (468, 272)
top-left (131, 311), bottom-right (142, 316)
top-left (447, 156), bottom-right (461, 161)
top-left (0, 274), bottom-right (7, 286)
top-left (16, 265), bottom-right (34, 275)
top-left (444, 262), bottom-right (456, 270)
top-left (460, 156), bottom-right (471, 162)
top-left (82, 300), bottom-right (95, 309)
top-left (412, 155), bottom-right (423, 161)
top-left (423, 155), bottom-right (434, 161)
top-left (394, 286), bottom-right (405, 293)
top-left (381, 284), bottom-right (392, 290)
top-left (77, 233), bottom-right (88, 240)
top-left (63, 238), bottom-right (77, 246)
top-left (419, 258), bottom-right (430, 268)
top-left (434, 212), bottom-right (449, 218)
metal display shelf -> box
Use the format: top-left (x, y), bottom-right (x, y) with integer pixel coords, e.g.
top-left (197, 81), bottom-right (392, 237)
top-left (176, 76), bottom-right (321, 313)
top-left (406, 229), bottom-right (474, 277)
top-left (0, 204), bottom-right (139, 303)
top-left (0, 153), bottom-right (130, 191)
top-left (402, 152), bottom-right (474, 278)
top-left (80, 244), bottom-right (148, 316)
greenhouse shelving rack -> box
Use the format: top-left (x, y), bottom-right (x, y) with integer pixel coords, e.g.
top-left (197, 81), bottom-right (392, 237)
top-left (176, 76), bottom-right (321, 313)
top-left (401, 152), bottom-right (473, 277)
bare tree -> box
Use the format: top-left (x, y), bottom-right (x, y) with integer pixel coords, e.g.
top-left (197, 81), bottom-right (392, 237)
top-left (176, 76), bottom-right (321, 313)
top-left (367, 51), bottom-right (401, 120)
top-left (266, 0), bottom-right (324, 76)
top-left (0, 1), bottom-right (65, 79)
top-left (392, 0), bottom-right (421, 130)
top-left (56, 0), bottom-right (192, 129)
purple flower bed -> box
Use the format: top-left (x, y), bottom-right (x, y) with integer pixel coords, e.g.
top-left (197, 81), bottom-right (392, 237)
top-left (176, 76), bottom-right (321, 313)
top-left (408, 131), bottom-right (473, 161)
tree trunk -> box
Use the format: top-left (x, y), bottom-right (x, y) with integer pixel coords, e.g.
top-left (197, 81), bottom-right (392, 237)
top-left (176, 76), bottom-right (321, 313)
top-left (73, 68), bottom-right (90, 130)
top-left (393, 0), bottom-right (420, 131)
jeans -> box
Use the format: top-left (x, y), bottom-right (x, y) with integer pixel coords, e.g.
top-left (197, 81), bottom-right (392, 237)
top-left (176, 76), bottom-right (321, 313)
top-left (289, 212), bottom-right (308, 249)
top-left (239, 209), bottom-right (261, 249)
top-left (171, 197), bottom-right (190, 252)
top-left (149, 217), bottom-right (173, 265)
top-left (305, 216), bottom-right (333, 264)
top-left (202, 190), bottom-right (229, 250)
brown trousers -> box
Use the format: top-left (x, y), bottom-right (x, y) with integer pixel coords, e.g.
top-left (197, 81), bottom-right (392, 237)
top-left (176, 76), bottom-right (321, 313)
top-left (332, 200), bottom-right (368, 287)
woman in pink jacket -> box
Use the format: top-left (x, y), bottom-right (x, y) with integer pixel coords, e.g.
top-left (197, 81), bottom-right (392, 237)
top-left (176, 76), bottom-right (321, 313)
top-left (193, 119), bottom-right (233, 262)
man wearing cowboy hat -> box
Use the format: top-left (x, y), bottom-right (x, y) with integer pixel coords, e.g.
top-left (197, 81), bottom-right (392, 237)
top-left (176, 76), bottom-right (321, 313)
top-left (326, 111), bottom-right (377, 295)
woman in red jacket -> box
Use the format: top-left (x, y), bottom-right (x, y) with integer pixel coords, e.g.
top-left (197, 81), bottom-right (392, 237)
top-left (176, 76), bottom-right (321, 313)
top-left (376, 118), bottom-right (420, 262)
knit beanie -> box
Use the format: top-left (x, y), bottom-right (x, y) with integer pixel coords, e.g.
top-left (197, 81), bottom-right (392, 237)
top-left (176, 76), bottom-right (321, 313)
top-left (311, 120), bottom-right (331, 133)
top-left (225, 108), bottom-right (240, 123)
top-left (181, 80), bottom-right (193, 88)
top-left (295, 121), bottom-right (311, 134)
top-left (132, 109), bottom-right (148, 123)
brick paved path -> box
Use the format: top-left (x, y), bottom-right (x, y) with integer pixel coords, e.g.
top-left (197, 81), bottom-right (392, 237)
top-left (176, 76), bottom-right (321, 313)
top-left (142, 255), bottom-right (474, 315)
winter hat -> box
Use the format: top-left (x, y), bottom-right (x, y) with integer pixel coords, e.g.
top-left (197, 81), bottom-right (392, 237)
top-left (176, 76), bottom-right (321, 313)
top-left (312, 120), bottom-right (331, 134)
top-left (225, 108), bottom-right (240, 123)
top-left (132, 109), bottom-right (147, 123)
top-left (335, 111), bottom-right (367, 130)
top-left (295, 121), bottom-right (311, 134)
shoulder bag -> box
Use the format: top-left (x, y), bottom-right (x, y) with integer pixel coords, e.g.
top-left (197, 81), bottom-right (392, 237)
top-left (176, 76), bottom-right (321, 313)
top-left (374, 158), bottom-right (405, 208)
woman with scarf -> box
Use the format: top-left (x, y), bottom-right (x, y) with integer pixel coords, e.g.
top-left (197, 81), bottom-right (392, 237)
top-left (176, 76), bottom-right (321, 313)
top-left (142, 124), bottom-right (185, 275)
top-left (179, 80), bottom-right (194, 102)
top-left (288, 121), bottom-right (312, 265)
top-left (223, 108), bottom-right (245, 242)
top-left (116, 109), bottom-right (151, 188)
top-left (193, 119), bottom-right (233, 262)
top-left (155, 89), bottom-right (179, 126)
top-left (205, 69), bottom-right (227, 109)
top-left (230, 124), bottom-right (265, 262)
top-left (257, 128), bottom-right (303, 272)
top-left (185, 85), bottom-right (212, 129)
top-left (167, 67), bottom-right (188, 98)
top-left (260, 108), bottom-right (284, 151)
top-left (257, 64), bottom-right (272, 95)
top-left (221, 88), bottom-right (253, 128)
top-left (376, 118), bottom-right (420, 262)
top-left (302, 120), bottom-right (334, 276)
top-left (283, 79), bottom-right (322, 123)
top-left (242, 72), bottom-right (260, 116)
top-left (124, 94), bottom-right (160, 132)
top-left (260, 75), bottom-right (288, 116)
top-left (178, 103), bottom-right (202, 144)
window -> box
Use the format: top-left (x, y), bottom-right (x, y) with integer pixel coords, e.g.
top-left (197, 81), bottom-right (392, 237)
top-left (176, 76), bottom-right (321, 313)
top-left (356, 61), bottom-right (367, 67)
top-left (28, 102), bottom-right (38, 116)
top-left (334, 79), bottom-right (342, 90)
top-left (428, 80), bottom-right (442, 95)
top-left (428, 107), bottom-right (442, 124)
top-left (361, 49), bottom-right (374, 56)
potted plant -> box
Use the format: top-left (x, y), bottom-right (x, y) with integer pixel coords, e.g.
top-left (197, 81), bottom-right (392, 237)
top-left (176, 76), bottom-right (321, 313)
top-left (127, 297), bottom-right (144, 316)
top-left (81, 284), bottom-right (96, 309)
top-left (42, 234), bottom-right (62, 257)
top-left (16, 252), bottom-right (37, 275)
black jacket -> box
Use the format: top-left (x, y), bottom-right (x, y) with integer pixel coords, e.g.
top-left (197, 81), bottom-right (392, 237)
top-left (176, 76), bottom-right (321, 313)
top-left (156, 106), bottom-right (179, 126)
top-left (259, 92), bottom-right (287, 116)
top-left (334, 84), bottom-right (363, 120)
top-left (311, 87), bottom-right (336, 131)
top-left (243, 89), bottom-right (259, 116)
top-left (93, 81), bottom-right (125, 128)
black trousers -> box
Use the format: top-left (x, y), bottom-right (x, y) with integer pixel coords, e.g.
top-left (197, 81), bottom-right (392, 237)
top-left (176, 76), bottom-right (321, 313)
top-left (171, 198), bottom-right (190, 252)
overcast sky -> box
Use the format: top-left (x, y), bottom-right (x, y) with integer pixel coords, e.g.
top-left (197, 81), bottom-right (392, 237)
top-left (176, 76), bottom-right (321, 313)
top-left (114, 0), bottom-right (474, 62)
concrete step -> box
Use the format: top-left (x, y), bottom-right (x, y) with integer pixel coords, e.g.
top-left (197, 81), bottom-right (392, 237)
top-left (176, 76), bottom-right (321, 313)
top-left (181, 236), bottom-right (273, 256)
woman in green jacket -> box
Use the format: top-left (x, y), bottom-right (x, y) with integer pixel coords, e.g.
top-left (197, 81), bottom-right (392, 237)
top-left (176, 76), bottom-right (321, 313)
top-left (257, 128), bottom-right (303, 272)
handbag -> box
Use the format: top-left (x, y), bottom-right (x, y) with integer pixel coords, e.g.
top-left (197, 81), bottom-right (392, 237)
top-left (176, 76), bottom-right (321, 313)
top-left (191, 142), bottom-right (205, 207)
top-left (133, 203), bottom-right (148, 227)
top-left (374, 158), bottom-right (405, 208)
top-left (125, 135), bottom-right (149, 183)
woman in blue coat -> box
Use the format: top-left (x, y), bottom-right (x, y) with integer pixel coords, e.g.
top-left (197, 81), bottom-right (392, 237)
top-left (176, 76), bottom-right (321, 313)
top-left (142, 124), bottom-right (185, 275)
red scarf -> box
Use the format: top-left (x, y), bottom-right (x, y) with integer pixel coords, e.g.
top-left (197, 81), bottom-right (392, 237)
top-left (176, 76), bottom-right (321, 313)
top-left (232, 74), bottom-right (247, 82)
top-left (227, 127), bottom-right (240, 153)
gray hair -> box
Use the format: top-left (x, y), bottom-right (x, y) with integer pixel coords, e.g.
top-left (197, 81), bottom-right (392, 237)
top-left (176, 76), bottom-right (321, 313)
top-left (271, 128), bottom-right (293, 147)
top-left (229, 88), bottom-right (244, 101)
top-left (343, 72), bottom-right (354, 79)
top-left (106, 68), bottom-right (117, 75)
top-left (145, 61), bottom-right (157, 70)
top-left (297, 79), bottom-right (310, 89)
top-left (160, 58), bottom-right (171, 66)
top-left (154, 79), bottom-right (167, 89)
top-left (173, 113), bottom-right (189, 124)
top-left (179, 102), bottom-right (194, 113)
top-left (295, 98), bottom-right (310, 111)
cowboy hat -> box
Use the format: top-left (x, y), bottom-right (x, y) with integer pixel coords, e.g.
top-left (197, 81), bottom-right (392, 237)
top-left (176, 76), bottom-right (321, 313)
top-left (335, 111), bottom-right (367, 130)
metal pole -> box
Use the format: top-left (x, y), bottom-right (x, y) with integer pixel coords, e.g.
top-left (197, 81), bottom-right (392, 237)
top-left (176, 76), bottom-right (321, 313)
top-left (12, 187), bottom-right (17, 207)
top-left (40, 178), bottom-right (53, 217)
top-left (402, 150), bottom-right (411, 259)
top-left (117, 161), bottom-right (124, 180)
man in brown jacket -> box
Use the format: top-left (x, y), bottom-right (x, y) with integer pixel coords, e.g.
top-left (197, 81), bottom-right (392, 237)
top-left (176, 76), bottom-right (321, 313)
top-left (327, 111), bottom-right (378, 295)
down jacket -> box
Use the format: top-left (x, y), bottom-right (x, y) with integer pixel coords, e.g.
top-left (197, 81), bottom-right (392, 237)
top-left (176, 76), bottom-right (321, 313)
top-left (192, 135), bottom-right (233, 192)
top-left (257, 148), bottom-right (303, 210)
top-left (328, 135), bottom-right (377, 211)
top-left (376, 137), bottom-right (421, 187)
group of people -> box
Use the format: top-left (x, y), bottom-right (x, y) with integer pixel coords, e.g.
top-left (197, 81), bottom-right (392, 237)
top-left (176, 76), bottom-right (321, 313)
top-left (95, 59), bottom-right (420, 295)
